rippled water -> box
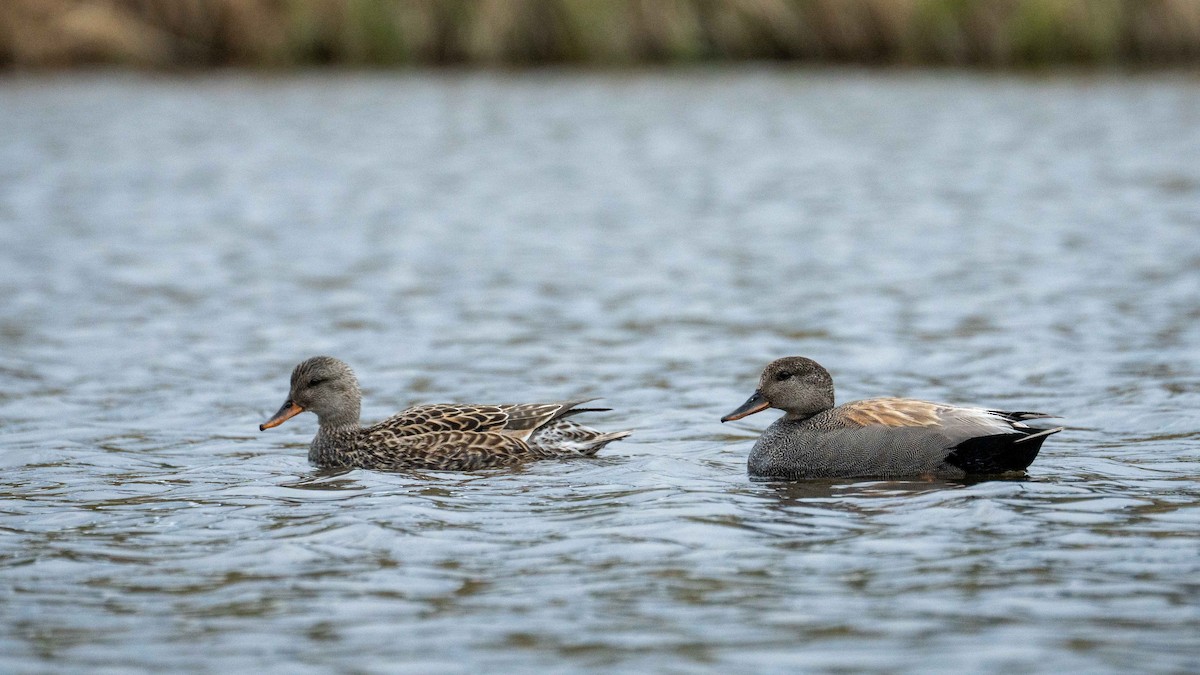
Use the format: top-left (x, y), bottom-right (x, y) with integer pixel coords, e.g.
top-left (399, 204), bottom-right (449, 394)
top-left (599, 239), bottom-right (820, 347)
top-left (2, 70), bottom-right (1198, 673)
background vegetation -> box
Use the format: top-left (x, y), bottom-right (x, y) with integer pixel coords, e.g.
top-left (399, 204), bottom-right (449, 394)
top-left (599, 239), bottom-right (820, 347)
top-left (3, 0), bottom-right (1200, 68)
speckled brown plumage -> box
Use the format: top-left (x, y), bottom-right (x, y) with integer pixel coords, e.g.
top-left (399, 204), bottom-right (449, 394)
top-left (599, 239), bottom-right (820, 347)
top-left (260, 356), bottom-right (632, 471)
top-left (722, 356), bottom-right (1062, 479)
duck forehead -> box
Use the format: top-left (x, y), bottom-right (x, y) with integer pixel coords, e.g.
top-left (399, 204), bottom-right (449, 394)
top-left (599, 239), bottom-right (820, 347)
top-left (290, 359), bottom-right (316, 386)
top-left (295, 356), bottom-right (341, 377)
top-left (761, 356), bottom-right (820, 384)
top-left (759, 361), bottom-right (787, 385)
top-left (776, 355), bottom-right (817, 371)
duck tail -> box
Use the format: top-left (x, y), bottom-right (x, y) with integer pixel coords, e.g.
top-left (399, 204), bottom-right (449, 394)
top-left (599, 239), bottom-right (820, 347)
top-left (528, 420), bottom-right (632, 457)
top-left (1014, 426), bottom-right (1065, 444)
top-left (555, 398), bottom-right (612, 419)
top-left (990, 410), bottom-right (1058, 423)
top-left (565, 429), bottom-right (633, 457)
top-left (587, 429), bottom-right (634, 448)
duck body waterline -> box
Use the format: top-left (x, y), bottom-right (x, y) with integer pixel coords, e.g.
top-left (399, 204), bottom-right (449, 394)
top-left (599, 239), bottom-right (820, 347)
top-left (261, 356), bottom-right (632, 472)
top-left (723, 357), bottom-right (1062, 480)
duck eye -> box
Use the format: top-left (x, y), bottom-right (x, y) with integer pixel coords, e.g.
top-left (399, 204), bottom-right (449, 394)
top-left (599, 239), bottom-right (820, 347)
top-left (775, 371), bottom-right (793, 382)
top-left (307, 377), bottom-right (327, 388)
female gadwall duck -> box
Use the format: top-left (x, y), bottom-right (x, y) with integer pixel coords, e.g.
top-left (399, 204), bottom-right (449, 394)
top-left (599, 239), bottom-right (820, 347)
top-left (721, 356), bottom-right (1062, 479)
top-left (260, 356), bottom-right (632, 471)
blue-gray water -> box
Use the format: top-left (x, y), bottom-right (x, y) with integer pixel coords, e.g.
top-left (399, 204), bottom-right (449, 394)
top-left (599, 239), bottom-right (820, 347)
top-left (1, 70), bottom-right (1198, 673)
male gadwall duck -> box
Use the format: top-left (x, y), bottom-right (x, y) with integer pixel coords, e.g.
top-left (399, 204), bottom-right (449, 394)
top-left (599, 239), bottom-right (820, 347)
top-left (260, 356), bottom-right (632, 471)
top-left (721, 356), bottom-right (1062, 479)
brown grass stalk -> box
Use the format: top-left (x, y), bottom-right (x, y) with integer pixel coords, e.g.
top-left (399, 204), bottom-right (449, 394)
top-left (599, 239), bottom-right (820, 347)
top-left (1, 0), bottom-right (1198, 68)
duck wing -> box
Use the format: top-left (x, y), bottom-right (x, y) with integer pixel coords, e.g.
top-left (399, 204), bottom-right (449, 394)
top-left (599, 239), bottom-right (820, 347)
top-left (839, 398), bottom-right (1056, 436)
top-left (495, 399), bottom-right (611, 441)
top-left (375, 404), bottom-right (512, 437)
top-left (831, 398), bottom-right (1061, 475)
top-left (373, 399), bottom-right (611, 440)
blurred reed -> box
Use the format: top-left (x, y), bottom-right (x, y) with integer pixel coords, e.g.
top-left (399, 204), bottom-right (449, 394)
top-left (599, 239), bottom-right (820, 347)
top-left (2, 0), bottom-right (1199, 68)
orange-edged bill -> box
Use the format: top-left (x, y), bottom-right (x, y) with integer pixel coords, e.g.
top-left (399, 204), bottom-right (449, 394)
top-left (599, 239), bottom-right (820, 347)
top-left (260, 401), bottom-right (304, 431)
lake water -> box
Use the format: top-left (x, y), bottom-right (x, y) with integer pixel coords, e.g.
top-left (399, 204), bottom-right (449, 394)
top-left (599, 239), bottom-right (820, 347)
top-left (1, 69), bottom-right (1198, 673)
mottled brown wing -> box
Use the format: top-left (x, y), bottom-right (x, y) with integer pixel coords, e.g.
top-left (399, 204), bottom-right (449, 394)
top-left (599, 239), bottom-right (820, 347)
top-left (838, 398), bottom-right (947, 428)
top-left (495, 399), bottom-right (601, 440)
top-left (375, 404), bottom-right (511, 437)
top-left (356, 429), bottom-right (536, 471)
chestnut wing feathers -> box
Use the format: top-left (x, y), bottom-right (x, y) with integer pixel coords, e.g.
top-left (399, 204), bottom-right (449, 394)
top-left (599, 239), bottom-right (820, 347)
top-left (836, 397), bottom-right (1057, 445)
top-left (838, 398), bottom-right (946, 428)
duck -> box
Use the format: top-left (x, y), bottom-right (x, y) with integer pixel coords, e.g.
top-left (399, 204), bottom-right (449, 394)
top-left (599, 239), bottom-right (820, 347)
top-left (721, 356), bottom-right (1062, 479)
top-left (260, 356), bottom-right (632, 471)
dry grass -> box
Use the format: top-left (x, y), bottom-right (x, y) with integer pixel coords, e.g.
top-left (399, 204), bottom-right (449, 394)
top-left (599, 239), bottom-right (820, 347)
top-left (2, 0), bottom-right (1199, 68)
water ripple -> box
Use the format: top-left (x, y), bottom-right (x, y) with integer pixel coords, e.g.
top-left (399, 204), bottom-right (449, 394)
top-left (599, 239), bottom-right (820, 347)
top-left (1, 70), bottom-right (1198, 673)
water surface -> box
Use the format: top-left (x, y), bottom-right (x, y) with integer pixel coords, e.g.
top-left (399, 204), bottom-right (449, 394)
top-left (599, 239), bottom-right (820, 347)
top-left (1, 69), bottom-right (1198, 673)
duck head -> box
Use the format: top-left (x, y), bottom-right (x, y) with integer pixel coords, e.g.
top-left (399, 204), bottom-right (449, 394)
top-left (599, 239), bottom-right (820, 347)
top-left (260, 356), bottom-right (362, 431)
top-left (721, 356), bottom-right (835, 422)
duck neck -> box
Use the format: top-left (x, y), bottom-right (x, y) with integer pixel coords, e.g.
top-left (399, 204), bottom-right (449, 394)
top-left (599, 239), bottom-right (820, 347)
top-left (310, 421), bottom-right (360, 466)
top-left (782, 410), bottom-right (821, 422)
top-left (315, 395), bottom-right (361, 429)
top-left (781, 391), bottom-right (834, 422)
